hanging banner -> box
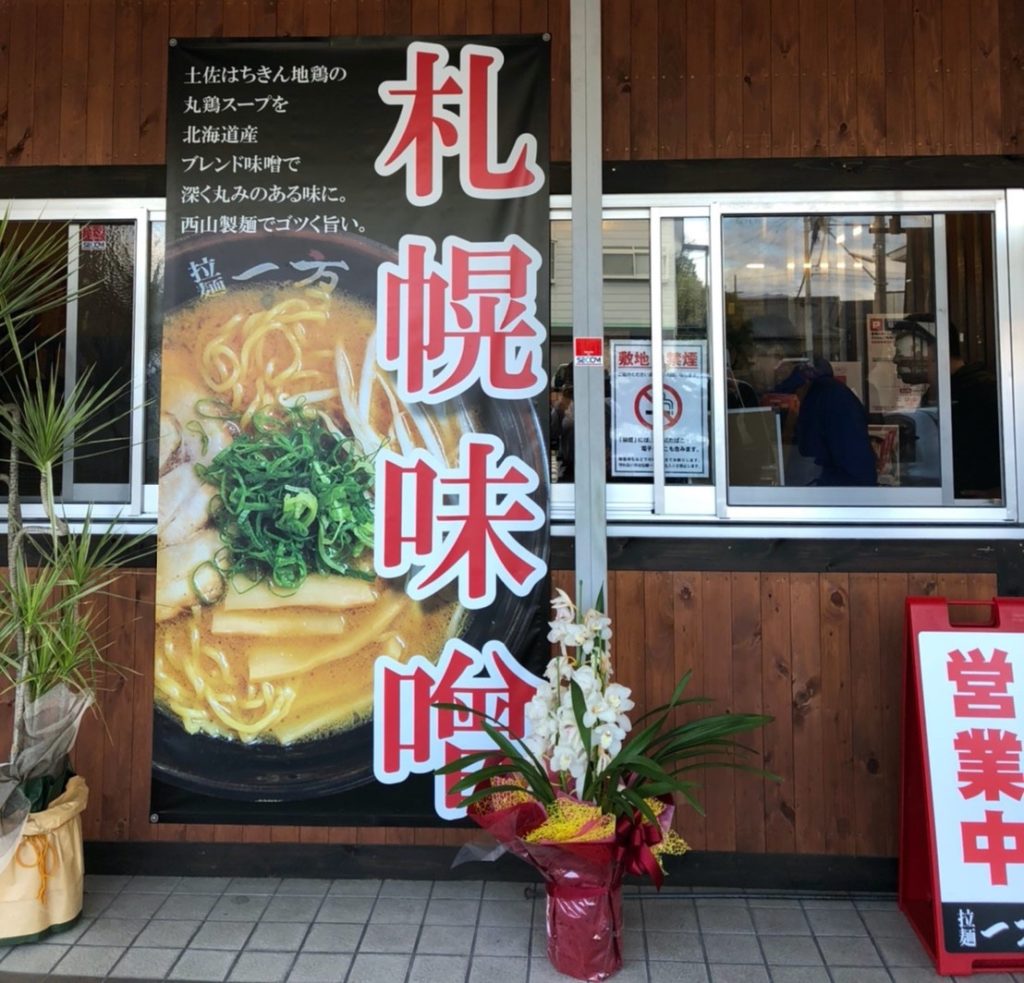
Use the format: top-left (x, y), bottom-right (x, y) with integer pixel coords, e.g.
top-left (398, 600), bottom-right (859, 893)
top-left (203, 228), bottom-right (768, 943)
top-left (609, 339), bottom-right (709, 478)
top-left (154, 36), bottom-right (550, 824)
top-left (901, 597), bottom-right (1024, 976)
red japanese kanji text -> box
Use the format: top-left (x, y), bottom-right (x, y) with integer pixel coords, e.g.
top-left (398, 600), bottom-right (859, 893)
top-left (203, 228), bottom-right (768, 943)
top-left (375, 41), bottom-right (544, 206)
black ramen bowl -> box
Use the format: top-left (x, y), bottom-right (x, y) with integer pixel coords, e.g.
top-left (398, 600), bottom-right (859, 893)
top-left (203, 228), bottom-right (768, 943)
top-left (152, 230), bottom-right (550, 802)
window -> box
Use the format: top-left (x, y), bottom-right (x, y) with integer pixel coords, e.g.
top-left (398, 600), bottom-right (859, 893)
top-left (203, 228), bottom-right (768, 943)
top-left (1, 190), bottom-right (1017, 533)
top-left (0, 200), bottom-right (156, 522)
top-left (552, 189), bottom-right (1017, 527)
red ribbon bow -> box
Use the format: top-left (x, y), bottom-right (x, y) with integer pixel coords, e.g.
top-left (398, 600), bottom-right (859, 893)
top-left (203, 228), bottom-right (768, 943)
top-left (616, 811), bottom-right (666, 888)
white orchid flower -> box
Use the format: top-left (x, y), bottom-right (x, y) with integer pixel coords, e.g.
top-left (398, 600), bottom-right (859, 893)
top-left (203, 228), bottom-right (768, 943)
top-left (604, 682), bottom-right (634, 715)
top-left (591, 721), bottom-right (626, 757)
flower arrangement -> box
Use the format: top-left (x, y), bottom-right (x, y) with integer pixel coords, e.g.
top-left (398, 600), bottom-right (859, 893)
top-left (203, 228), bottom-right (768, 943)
top-left (437, 588), bottom-right (773, 982)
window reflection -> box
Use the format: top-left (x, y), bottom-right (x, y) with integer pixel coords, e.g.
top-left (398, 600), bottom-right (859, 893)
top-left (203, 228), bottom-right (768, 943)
top-left (722, 211), bottom-right (1002, 502)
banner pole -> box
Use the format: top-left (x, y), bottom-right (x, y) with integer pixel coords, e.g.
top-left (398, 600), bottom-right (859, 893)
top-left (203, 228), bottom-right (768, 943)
top-left (569, 0), bottom-right (607, 612)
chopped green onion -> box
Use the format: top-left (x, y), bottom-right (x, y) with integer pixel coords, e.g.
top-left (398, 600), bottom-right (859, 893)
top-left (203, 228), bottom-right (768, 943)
top-left (195, 405), bottom-right (377, 591)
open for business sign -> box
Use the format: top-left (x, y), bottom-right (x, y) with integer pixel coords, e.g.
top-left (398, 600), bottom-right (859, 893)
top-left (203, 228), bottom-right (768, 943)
top-left (901, 597), bottom-right (1024, 976)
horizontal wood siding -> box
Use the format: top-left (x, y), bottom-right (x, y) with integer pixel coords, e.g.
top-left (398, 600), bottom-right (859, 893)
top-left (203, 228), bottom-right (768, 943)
top-left (0, 566), bottom-right (996, 856)
top-left (0, 0), bottom-right (1020, 165)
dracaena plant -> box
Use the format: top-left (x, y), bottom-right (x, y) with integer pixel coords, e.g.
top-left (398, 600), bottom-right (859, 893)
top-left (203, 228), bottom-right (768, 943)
top-left (439, 588), bottom-right (774, 826)
top-left (0, 213), bottom-right (144, 760)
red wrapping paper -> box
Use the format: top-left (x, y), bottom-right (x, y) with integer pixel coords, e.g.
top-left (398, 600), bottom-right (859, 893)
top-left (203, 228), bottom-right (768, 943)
top-left (467, 781), bottom-right (678, 981)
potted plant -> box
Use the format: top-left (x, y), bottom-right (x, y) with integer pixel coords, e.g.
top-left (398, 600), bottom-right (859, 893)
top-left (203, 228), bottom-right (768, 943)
top-left (0, 215), bottom-right (138, 944)
top-left (439, 587), bottom-right (775, 982)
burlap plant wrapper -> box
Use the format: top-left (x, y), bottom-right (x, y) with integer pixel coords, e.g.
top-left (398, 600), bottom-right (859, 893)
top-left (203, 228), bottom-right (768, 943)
top-left (0, 685), bottom-right (92, 876)
top-left (0, 776), bottom-right (88, 944)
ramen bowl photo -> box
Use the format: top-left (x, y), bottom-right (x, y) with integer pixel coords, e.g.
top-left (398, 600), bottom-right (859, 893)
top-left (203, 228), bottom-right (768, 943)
top-left (153, 231), bottom-right (549, 801)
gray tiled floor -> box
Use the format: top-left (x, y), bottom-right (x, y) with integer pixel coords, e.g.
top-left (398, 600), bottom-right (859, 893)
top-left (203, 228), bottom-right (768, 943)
top-left (0, 877), bottom-right (1019, 982)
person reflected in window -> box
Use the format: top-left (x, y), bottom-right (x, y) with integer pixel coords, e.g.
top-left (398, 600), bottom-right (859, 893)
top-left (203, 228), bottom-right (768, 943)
top-left (550, 363), bottom-right (574, 482)
top-left (774, 357), bottom-right (877, 487)
top-left (948, 324), bottom-right (1001, 498)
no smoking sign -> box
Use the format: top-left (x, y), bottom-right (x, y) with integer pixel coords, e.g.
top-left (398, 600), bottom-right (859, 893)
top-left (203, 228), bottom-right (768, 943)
top-left (633, 384), bottom-right (683, 430)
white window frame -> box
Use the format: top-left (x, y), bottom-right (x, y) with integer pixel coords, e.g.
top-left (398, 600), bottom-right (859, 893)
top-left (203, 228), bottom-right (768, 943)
top-left (1, 191), bottom-right (1018, 535)
top-left (0, 198), bottom-right (161, 526)
top-left (553, 189), bottom-right (1021, 530)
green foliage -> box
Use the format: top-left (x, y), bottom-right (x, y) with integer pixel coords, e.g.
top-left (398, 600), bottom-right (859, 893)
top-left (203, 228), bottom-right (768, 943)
top-left (0, 213), bottom-right (142, 705)
top-left (438, 670), bottom-right (776, 820)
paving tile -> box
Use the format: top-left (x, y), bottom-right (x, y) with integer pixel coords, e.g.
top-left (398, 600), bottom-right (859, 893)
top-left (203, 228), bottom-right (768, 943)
top-left (367, 897), bottom-right (427, 925)
top-left (191, 921), bottom-right (257, 950)
top-left (43, 917), bottom-right (93, 944)
top-left (79, 917), bottom-right (149, 947)
top-left (0, 944), bottom-right (69, 973)
top-left (51, 944), bottom-right (126, 977)
top-left (169, 947), bottom-right (237, 981)
top-left (828, 970), bottom-right (893, 983)
top-left (228, 950), bottom-right (295, 982)
top-left (261, 896), bottom-right (322, 922)
top-left (482, 880), bottom-right (535, 900)
top-left (758, 935), bottom-right (823, 966)
top-left (861, 908), bottom-right (919, 939)
top-left (414, 924), bottom-right (474, 955)
top-left (109, 946), bottom-right (182, 979)
top-left (423, 898), bottom-right (481, 926)
top-left (816, 935), bottom-right (884, 967)
top-left (642, 899), bottom-right (698, 932)
top-left (302, 924), bottom-right (364, 953)
top-left (702, 934), bottom-right (764, 965)
top-left (804, 906), bottom-right (868, 936)
top-left (345, 953), bottom-right (411, 983)
top-left (276, 879), bottom-right (331, 898)
top-left (326, 879), bottom-right (380, 898)
top-left (84, 874), bottom-right (132, 894)
top-left (82, 891), bottom-right (116, 917)
top-left (210, 894), bottom-right (272, 921)
top-left (469, 954), bottom-right (528, 983)
top-left (648, 964), bottom-right (709, 983)
top-left (378, 879), bottom-right (432, 899)
top-left (103, 891), bottom-right (170, 919)
top-left (315, 896), bottom-right (374, 923)
top-left (154, 893), bottom-right (221, 920)
top-left (875, 934), bottom-right (932, 968)
top-left (479, 898), bottom-right (532, 926)
top-left (286, 952), bottom-right (351, 983)
top-left (750, 905), bottom-right (811, 935)
top-left (430, 879), bottom-right (484, 900)
top-left (408, 953), bottom-right (469, 982)
top-left (707, 967), bottom-right (770, 983)
top-left (800, 898), bottom-right (856, 910)
top-left (132, 919), bottom-right (202, 948)
top-left (247, 922), bottom-right (310, 952)
top-left (698, 904), bottom-right (756, 934)
top-left (854, 896), bottom-right (899, 910)
top-left (129, 876), bottom-right (183, 894)
top-left (226, 879), bottom-right (282, 895)
top-left (767, 969), bottom-right (832, 983)
top-left (890, 970), bottom-right (957, 982)
top-left (473, 924), bottom-right (531, 957)
top-left (645, 930), bottom-right (703, 961)
top-left (357, 923), bottom-right (420, 953)
top-left (174, 877), bottom-right (232, 895)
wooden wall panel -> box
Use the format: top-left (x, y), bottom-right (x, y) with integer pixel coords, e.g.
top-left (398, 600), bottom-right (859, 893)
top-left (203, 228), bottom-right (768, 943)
top-left (712, 0), bottom-right (742, 159)
top-left (5, 0), bottom-right (34, 164)
top-left (884, 0), bottom-right (916, 157)
top-left (0, 0), bottom-right (1020, 165)
top-left (972, 0), bottom-right (1003, 154)
top-left (769, 0), bottom-right (799, 157)
top-left (59, 0), bottom-right (90, 165)
top-left (601, 0), bottom-right (630, 160)
top-left (854, 0), bottom-right (886, 155)
top-left (741, 0), bottom-right (771, 159)
top-left (0, 565), bottom-right (987, 857)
